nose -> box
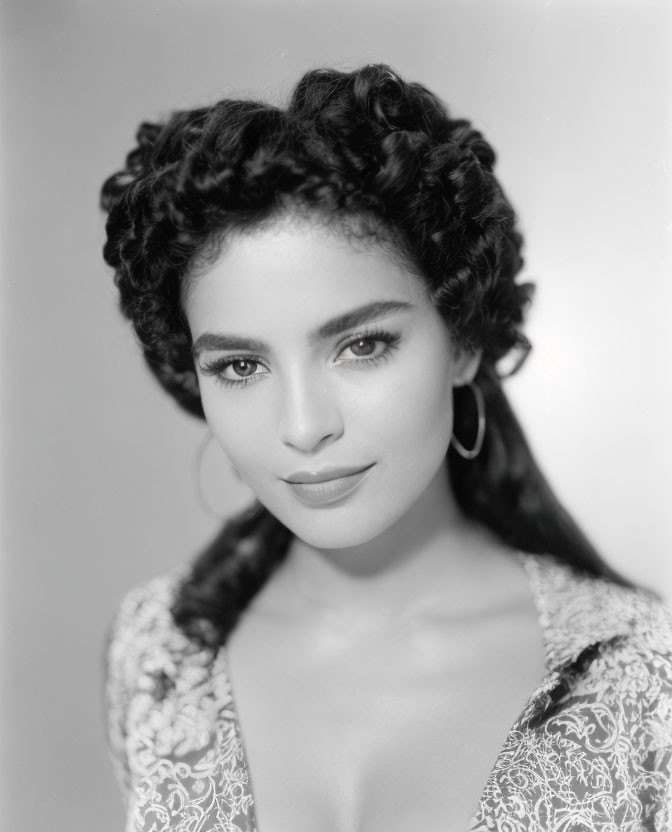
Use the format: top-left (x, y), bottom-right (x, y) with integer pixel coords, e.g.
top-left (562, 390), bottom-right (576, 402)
top-left (277, 371), bottom-right (344, 454)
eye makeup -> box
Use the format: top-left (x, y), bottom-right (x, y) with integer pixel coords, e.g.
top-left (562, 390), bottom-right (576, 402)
top-left (334, 327), bottom-right (401, 365)
top-left (197, 326), bottom-right (402, 389)
top-left (198, 354), bottom-right (269, 388)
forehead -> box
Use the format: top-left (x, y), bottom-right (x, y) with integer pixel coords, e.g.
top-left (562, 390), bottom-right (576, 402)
top-left (184, 221), bottom-right (429, 335)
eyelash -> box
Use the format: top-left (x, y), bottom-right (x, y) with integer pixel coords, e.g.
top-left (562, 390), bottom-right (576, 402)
top-left (199, 328), bottom-right (401, 389)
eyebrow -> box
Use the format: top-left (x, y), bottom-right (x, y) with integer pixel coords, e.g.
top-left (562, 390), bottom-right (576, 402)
top-left (191, 300), bottom-right (413, 357)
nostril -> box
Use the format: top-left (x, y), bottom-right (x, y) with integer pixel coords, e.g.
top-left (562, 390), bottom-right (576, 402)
top-left (281, 429), bottom-right (340, 455)
top-left (277, 386), bottom-right (344, 453)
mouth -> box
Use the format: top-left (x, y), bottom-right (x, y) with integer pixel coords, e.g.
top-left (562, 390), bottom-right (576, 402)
top-left (281, 463), bottom-right (375, 507)
top-left (283, 463), bottom-right (375, 485)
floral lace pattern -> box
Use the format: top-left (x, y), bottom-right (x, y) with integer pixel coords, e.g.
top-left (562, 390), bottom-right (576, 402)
top-left (469, 556), bottom-right (672, 831)
top-left (105, 554), bottom-right (672, 831)
top-left (106, 571), bottom-right (256, 831)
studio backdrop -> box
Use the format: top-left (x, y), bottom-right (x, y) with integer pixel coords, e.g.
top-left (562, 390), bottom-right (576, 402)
top-left (1, 1), bottom-right (670, 830)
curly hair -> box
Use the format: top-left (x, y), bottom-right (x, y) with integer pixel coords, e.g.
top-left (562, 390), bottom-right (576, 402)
top-left (101, 65), bottom-right (530, 415)
top-left (101, 64), bottom-right (629, 647)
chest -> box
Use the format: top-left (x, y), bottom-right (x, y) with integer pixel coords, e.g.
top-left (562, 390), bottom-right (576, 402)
top-left (226, 604), bottom-right (547, 832)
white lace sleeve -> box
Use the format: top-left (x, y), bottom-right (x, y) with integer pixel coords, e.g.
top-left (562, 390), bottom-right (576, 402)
top-left (102, 571), bottom-right (258, 832)
top-left (104, 576), bottom-right (181, 802)
top-left (105, 585), bottom-right (148, 802)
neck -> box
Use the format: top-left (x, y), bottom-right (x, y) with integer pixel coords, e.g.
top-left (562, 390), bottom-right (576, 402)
top-left (268, 463), bottom-right (504, 629)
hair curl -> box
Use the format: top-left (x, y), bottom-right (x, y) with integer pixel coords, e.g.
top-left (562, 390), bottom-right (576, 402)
top-left (101, 64), bottom-right (629, 647)
top-left (101, 64), bottom-right (530, 416)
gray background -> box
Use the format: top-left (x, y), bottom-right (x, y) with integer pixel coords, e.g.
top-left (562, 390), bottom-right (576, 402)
top-left (1, 1), bottom-right (670, 829)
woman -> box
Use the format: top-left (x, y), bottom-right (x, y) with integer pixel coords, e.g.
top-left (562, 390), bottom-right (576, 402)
top-left (102, 65), bottom-right (672, 831)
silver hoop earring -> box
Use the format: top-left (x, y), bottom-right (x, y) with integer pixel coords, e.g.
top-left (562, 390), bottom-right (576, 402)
top-left (450, 381), bottom-right (486, 460)
top-left (192, 429), bottom-right (228, 520)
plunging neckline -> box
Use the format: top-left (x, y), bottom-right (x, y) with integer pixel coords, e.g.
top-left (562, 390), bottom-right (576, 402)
top-left (217, 551), bottom-right (558, 831)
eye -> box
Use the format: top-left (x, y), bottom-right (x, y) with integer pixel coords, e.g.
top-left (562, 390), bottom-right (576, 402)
top-left (227, 359), bottom-right (260, 378)
top-left (335, 331), bottom-right (400, 363)
top-left (199, 356), bottom-right (269, 387)
top-left (348, 338), bottom-right (378, 357)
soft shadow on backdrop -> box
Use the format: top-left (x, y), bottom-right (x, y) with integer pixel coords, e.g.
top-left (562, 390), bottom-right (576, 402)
top-left (1, 0), bottom-right (670, 829)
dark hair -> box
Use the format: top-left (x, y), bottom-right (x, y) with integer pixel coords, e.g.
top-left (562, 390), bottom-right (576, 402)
top-left (101, 64), bottom-right (629, 647)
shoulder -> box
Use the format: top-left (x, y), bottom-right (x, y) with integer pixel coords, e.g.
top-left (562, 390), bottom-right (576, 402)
top-left (522, 552), bottom-right (672, 667)
top-left (107, 571), bottom-right (180, 648)
top-left (105, 574), bottom-right (255, 826)
top-left (106, 567), bottom-right (223, 709)
top-left (477, 555), bottom-right (672, 829)
top-left (104, 569), bottom-right (212, 793)
top-left (106, 570), bottom-right (191, 694)
top-left (523, 553), bottom-right (672, 746)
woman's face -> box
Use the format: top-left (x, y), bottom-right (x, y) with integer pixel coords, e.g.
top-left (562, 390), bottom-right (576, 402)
top-left (184, 219), bottom-right (480, 549)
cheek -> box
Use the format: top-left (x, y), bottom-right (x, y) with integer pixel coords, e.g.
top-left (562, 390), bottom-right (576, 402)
top-left (200, 391), bottom-right (271, 477)
top-left (353, 354), bottom-right (455, 457)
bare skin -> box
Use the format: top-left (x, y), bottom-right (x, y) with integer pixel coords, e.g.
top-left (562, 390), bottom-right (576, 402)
top-left (226, 467), bottom-right (548, 832)
top-left (189, 222), bottom-right (549, 830)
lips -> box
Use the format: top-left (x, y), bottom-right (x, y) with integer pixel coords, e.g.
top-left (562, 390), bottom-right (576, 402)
top-left (282, 463), bottom-right (375, 507)
top-left (283, 464), bottom-right (374, 484)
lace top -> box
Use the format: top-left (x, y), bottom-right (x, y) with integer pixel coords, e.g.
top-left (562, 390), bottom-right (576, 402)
top-left (105, 553), bottom-right (672, 831)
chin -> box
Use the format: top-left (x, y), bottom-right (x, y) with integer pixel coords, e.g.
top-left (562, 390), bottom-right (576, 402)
top-left (293, 525), bottom-right (383, 551)
top-left (270, 500), bottom-right (402, 551)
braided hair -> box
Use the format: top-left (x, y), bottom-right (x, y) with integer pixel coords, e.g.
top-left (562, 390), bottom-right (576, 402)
top-left (101, 64), bottom-right (628, 648)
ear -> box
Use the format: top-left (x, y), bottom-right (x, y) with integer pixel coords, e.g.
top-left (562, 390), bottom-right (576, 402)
top-left (452, 347), bottom-right (482, 387)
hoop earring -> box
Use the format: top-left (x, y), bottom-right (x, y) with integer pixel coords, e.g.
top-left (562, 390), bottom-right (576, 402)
top-left (450, 381), bottom-right (486, 460)
top-left (192, 429), bottom-right (228, 521)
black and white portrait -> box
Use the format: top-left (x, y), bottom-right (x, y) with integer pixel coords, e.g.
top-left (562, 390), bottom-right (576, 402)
top-left (2, 2), bottom-right (671, 830)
